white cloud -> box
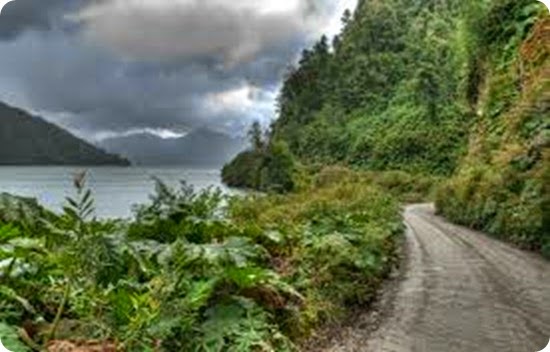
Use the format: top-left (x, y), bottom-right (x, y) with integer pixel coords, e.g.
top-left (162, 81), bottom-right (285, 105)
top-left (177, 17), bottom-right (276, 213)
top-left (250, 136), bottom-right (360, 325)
top-left (326, 0), bottom-right (358, 38)
top-left (0, 0), bottom-right (13, 12)
top-left (206, 85), bottom-right (255, 112)
top-left (94, 128), bottom-right (187, 142)
top-left (204, 83), bottom-right (278, 128)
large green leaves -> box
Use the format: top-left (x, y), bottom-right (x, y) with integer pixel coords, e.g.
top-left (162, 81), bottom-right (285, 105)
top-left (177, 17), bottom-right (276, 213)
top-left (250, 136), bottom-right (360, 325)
top-left (0, 322), bottom-right (29, 352)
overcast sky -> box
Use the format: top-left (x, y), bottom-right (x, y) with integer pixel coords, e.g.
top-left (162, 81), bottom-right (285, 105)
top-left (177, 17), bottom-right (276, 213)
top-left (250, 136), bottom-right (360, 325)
top-left (0, 0), bottom-right (357, 141)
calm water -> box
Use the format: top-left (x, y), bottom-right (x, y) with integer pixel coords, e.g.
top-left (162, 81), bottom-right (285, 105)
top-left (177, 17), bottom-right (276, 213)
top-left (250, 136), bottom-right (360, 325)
top-left (0, 167), bottom-right (229, 219)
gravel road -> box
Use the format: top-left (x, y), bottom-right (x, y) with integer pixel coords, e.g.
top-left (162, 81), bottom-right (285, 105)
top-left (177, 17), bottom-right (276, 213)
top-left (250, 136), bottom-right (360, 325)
top-left (313, 204), bottom-right (550, 352)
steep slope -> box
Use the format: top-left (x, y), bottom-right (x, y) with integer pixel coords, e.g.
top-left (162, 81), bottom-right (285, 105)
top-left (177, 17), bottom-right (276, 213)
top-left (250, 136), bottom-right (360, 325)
top-left (101, 128), bottom-right (244, 166)
top-left (224, 0), bottom-right (475, 192)
top-left (0, 102), bottom-right (129, 166)
top-left (224, 0), bottom-right (547, 255)
top-left (436, 6), bottom-right (549, 256)
top-left (270, 0), bottom-right (471, 175)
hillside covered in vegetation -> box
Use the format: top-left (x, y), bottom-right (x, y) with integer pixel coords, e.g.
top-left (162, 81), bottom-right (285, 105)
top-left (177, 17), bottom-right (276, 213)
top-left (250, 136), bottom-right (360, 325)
top-left (1, 0), bottom-right (548, 350)
top-left (224, 0), bottom-right (549, 255)
top-left (0, 102), bottom-right (129, 166)
top-left (436, 7), bottom-right (549, 257)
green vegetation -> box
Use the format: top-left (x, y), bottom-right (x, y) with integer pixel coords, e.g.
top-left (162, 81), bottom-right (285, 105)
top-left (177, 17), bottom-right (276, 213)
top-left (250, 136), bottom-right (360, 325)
top-left (0, 101), bottom-right (129, 166)
top-left (225, 0), bottom-right (548, 256)
top-left (270, 0), bottom-right (473, 175)
top-left (436, 3), bottom-right (549, 257)
top-left (2, 0), bottom-right (548, 350)
top-left (312, 166), bottom-right (441, 204)
top-left (222, 122), bottom-right (297, 193)
top-left (0, 173), bottom-right (401, 351)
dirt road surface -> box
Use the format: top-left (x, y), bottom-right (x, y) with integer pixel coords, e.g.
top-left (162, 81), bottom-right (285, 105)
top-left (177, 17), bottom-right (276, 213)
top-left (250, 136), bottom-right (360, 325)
top-left (315, 204), bottom-right (550, 352)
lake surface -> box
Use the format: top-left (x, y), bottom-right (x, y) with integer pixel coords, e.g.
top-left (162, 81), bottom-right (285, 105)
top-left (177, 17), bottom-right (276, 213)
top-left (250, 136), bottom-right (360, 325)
top-left (0, 167), bottom-right (229, 219)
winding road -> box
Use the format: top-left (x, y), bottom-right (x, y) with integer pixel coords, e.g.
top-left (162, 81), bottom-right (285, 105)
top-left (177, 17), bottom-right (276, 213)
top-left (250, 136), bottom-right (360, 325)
top-left (316, 204), bottom-right (550, 352)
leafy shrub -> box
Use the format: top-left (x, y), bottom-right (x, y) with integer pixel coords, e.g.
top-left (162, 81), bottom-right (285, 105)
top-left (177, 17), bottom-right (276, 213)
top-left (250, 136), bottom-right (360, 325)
top-left (223, 141), bottom-right (297, 193)
top-left (230, 177), bottom-right (403, 334)
top-left (221, 150), bottom-right (264, 190)
top-left (313, 166), bottom-right (440, 203)
top-left (128, 179), bottom-right (224, 243)
top-left (436, 162), bottom-right (547, 256)
top-left (0, 193), bottom-right (56, 236)
top-left (0, 172), bottom-right (401, 351)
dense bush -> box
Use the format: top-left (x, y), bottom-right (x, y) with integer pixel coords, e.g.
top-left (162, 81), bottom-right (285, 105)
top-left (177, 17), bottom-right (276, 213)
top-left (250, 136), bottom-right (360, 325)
top-left (0, 173), bottom-right (401, 351)
top-left (313, 166), bottom-right (440, 203)
top-left (0, 193), bottom-right (56, 234)
top-left (222, 123), bottom-right (297, 193)
top-left (436, 163), bottom-right (547, 255)
top-left (221, 150), bottom-right (264, 190)
top-left (436, 2), bottom-right (548, 257)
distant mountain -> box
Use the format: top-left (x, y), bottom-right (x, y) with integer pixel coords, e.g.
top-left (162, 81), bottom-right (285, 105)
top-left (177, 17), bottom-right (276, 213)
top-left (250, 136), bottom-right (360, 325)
top-left (0, 102), bottom-right (130, 166)
top-left (100, 128), bottom-right (245, 166)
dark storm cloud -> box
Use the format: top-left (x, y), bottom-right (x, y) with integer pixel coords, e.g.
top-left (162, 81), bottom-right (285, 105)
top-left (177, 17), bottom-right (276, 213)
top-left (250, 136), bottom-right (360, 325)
top-left (0, 0), bottom-right (80, 40)
top-left (0, 0), bottom-right (354, 139)
top-left (0, 29), bottom-right (293, 135)
top-left (72, 0), bottom-right (319, 65)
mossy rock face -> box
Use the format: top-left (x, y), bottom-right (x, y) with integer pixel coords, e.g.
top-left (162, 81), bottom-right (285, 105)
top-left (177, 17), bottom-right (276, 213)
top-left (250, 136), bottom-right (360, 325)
top-left (437, 12), bottom-right (549, 257)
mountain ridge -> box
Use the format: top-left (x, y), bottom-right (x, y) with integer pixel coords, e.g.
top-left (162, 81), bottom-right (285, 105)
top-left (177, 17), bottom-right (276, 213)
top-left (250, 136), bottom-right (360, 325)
top-left (0, 101), bottom-right (130, 166)
top-left (100, 127), bottom-right (245, 167)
